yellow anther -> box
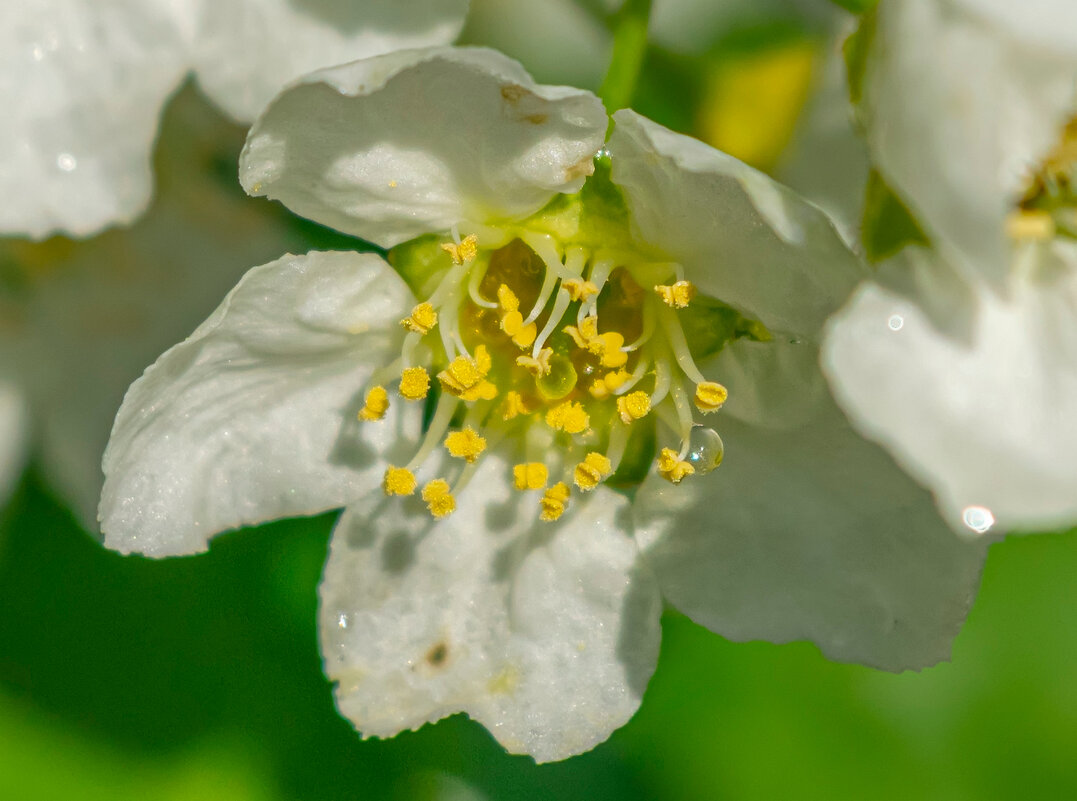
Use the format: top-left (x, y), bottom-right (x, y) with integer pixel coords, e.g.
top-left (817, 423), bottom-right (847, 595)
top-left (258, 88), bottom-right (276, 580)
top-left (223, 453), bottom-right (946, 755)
top-left (513, 462), bottom-right (548, 491)
top-left (598, 332), bottom-right (627, 368)
top-left (616, 391), bottom-right (651, 424)
top-left (459, 380), bottom-right (499, 402)
top-left (501, 390), bottom-right (530, 420)
top-left (587, 369), bottom-right (632, 400)
top-left (444, 427), bottom-right (487, 463)
top-left (441, 234), bottom-right (478, 265)
top-left (421, 479), bottom-right (456, 518)
top-left (516, 348), bottom-right (553, 377)
top-left (561, 277), bottom-right (599, 302)
top-left (474, 344), bottom-right (492, 375)
top-left (694, 381), bottom-right (728, 413)
top-left (438, 345), bottom-right (493, 399)
top-left (358, 386), bottom-right (389, 421)
top-left (540, 482), bottom-right (571, 522)
top-left (564, 316), bottom-right (602, 352)
top-left (1006, 209), bottom-right (1055, 241)
top-left (573, 452), bottom-right (613, 491)
top-left (545, 401), bottom-right (590, 435)
top-left (500, 309), bottom-right (538, 349)
top-left (654, 281), bottom-right (697, 309)
top-left (497, 283), bottom-right (520, 312)
top-left (588, 378), bottom-right (611, 400)
top-left (399, 367), bottom-right (430, 400)
top-left (383, 466), bottom-right (417, 496)
top-left (657, 448), bottom-right (695, 484)
top-left (401, 302), bottom-right (438, 334)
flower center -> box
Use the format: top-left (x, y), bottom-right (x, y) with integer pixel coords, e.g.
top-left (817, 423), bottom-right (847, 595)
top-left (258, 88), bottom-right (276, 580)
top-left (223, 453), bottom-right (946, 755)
top-left (1007, 114), bottom-right (1077, 242)
top-left (357, 221), bottom-right (737, 524)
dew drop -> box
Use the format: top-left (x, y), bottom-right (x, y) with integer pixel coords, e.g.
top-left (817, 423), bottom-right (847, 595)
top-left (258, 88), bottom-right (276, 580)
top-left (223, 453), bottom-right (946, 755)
top-left (961, 505), bottom-right (994, 535)
top-left (56, 152), bottom-right (77, 172)
top-left (887, 314), bottom-right (904, 331)
top-left (686, 425), bottom-right (724, 474)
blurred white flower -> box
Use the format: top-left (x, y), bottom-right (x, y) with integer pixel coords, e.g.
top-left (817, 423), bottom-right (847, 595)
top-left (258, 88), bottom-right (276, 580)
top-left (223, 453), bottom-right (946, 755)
top-left (0, 89), bottom-right (316, 526)
top-left (2, 0), bottom-right (468, 239)
top-left (823, 0), bottom-right (1077, 535)
top-left (99, 48), bottom-right (986, 761)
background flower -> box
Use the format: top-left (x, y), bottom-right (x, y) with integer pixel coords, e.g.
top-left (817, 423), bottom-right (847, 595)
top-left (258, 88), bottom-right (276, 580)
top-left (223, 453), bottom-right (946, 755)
top-left (822, 0), bottom-right (1077, 534)
top-left (2, 0), bottom-right (468, 239)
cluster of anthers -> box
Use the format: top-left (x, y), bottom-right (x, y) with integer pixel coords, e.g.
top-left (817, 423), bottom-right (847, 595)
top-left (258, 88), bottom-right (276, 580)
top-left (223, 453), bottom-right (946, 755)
top-left (357, 228), bottom-right (729, 522)
top-left (1007, 115), bottom-right (1077, 242)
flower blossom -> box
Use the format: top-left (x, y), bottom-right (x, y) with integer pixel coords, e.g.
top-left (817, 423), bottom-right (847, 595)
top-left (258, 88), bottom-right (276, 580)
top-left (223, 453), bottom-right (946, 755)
top-left (2, 0), bottom-right (467, 239)
top-left (100, 47), bottom-right (988, 761)
top-left (0, 90), bottom-right (312, 523)
top-left (822, 0), bottom-right (1077, 535)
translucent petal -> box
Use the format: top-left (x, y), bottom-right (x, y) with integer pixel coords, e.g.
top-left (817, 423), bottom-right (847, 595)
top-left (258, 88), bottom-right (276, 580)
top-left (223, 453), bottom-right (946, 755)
top-left (607, 109), bottom-right (866, 339)
top-left (321, 456), bottom-right (661, 763)
top-left (240, 47), bottom-right (608, 248)
top-left (192, 0), bottom-right (469, 122)
top-left (0, 0), bottom-right (189, 238)
top-left (100, 251), bottom-right (419, 556)
top-left (823, 243), bottom-right (1077, 534)
top-left (634, 343), bottom-right (989, 671)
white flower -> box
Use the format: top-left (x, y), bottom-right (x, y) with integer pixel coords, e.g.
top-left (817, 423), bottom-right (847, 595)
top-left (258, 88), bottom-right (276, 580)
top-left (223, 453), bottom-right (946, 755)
top-left (822, 0), bottom-right (1077, 534)
top-left (99, 47), bottom-right (987, 762)
top-left (0, 89), bottom-right (314, 527)
top-left (2, 0), bottom-right (468, 239)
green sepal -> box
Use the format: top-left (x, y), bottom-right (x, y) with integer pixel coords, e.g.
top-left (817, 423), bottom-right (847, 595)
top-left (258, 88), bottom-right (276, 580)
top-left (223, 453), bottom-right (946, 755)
top-left (861, 169), bottom-right (931, 264)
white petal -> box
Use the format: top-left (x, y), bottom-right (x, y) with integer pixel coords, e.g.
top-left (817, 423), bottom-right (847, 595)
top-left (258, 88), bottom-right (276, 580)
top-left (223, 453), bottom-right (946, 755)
top-left (607, 110), bottom-right (867, 339)
top-left (100, 250), bottom-right (419, 557)
top-left (634, 344), bottom-right (989, 672)
top-left (862, 0), bottom-right (1077, 284)
top-left (0, 381), bottom-right (30, 508)
top-left (0, 0), bottom-right (190, 238)
top-left (776, 25), bottom-right (868, 249)
top-left (320, 456), bottom-right (661, 763)
top-left (3, 89), bottom-right (322, 530)
top-left (240, 47), bottom-right (608, 248)
top-left (953, 0), bottom-right (1077, 54)
top-left (823, 243), bottom-right (1077, 534)
top-left (191, 0), bottom-right (468, 123)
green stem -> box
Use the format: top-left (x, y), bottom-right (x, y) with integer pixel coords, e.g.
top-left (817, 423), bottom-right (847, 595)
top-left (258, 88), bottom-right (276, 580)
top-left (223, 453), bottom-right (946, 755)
top-left (598, 0), bottom-right (653, 114)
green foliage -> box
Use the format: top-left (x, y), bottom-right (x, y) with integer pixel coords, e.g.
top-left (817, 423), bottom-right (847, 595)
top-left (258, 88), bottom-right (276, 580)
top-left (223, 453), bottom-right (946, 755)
top-left (829, 0), bottom-right (881, 14)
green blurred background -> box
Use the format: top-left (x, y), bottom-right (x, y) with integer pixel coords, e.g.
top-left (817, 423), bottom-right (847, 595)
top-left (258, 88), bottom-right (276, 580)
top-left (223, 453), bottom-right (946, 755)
top-left (3, 1), bottom-right (1075, 798)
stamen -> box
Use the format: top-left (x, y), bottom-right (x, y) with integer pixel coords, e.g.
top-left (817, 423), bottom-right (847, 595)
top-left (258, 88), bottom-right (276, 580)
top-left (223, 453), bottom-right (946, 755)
top-left (532, 286), bottom-right (572, 356)
top-left (401, 302), bottom-right (438, 334)
top-left (438, 345), bottom-right (497, 401)
top-left (694, 381), bottom-right (728, 413)
top-left (517, 348), bottom-right (553, 377)
top-left (579, 258), bottom-right (614, 323)
top-left (440, 234), bottom-right (478, 266)
top-left (520, 232), bottom-right (565, 325)
top-left (654, 281), bottom-right (696, 309)
top-left (1006, 209), bottom-right (1055, 241)
top-left (545, 401), bottom-right (590, 434)
top-left (616, 391), bottom-right (651, 424)
top-left (383, 466), bottom-right (417, 496)
top-left (539, 482), bottom-right (571, 522)
top-left (562, 277), bottom-right (599, 302)
top-left (406, 393), bottom-right (459, 471)
top-left (501, 390), bottom-right (530, 421)
top-left (421, 479), bottom-right (456, 518)
top-left (399, 367), bottom-right (430, 401)
top-left (660, 306), bottom-right (707, 384)
top-left (657, 448), bottom-right (695, 484)
top-left (623, 302), bottom-right (656, 352)
top-left (613, 356), bottom-right (652, 395)
top-left (467, 259), bottom-right (498, 309)
top-left (358, 386), bottom-right (389, 421)
top-left (668, 377), bottom-right (695, 456)
top-left (513, 462), bottom-right (548, 490)
top-left (444, 427), bottom-right (487, 463)
top-left (650, 358), bottom-right (671, 408)
top-left (573, 452), bottom-right (612, 491)
top-left (605, 422), bottom-right (630, 472)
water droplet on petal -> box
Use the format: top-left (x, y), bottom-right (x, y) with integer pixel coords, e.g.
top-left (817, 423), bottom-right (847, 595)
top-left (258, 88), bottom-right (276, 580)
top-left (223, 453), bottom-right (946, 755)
top-left (686, 425), bottom-right (724, 474)
top-left (56, 152), bottom-right (77, 172)
top-left (962, 505), bottom-right (994, 534)
top-left (887, 314), bottom-right (904, 331)
top-left (337, 613), bottom-right (349, 629)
